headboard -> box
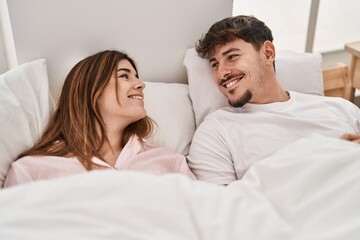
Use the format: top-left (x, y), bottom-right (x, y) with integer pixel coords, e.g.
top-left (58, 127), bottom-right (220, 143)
top-left (6, 0), bottom-right (233, 100)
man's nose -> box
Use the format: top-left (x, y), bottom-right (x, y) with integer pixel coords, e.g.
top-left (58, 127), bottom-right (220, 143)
top-left (216, 62), bottom-right (231, 81)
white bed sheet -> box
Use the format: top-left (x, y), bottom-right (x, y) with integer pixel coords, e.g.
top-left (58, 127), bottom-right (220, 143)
top-left (0, 134), bottom-right (359, 240)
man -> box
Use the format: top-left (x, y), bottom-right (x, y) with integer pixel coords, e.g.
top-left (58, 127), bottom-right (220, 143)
top-left (187, 15), bottom-right (360, 185)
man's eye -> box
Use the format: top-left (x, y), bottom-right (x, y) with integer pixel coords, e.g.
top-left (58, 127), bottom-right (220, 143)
top-left (228, 54), bottom-right (239, 60)
top-left (211, 63), bottom-right (218, 68)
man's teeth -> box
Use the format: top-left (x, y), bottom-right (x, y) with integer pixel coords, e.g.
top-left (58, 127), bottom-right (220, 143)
top-left (225, 79), bottom-right (239, 88)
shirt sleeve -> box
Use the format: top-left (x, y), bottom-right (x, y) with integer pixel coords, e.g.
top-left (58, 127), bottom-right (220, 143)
top-left (178, 158), bottom-right (196, 180)
top-left (187, 118), bottom-right (236, 185)
top-left (3, 161), bottom-right (34, 188)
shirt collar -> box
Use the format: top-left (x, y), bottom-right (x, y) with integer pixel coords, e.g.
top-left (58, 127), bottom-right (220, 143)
top-left (91, 135), bottom-right (143, 168)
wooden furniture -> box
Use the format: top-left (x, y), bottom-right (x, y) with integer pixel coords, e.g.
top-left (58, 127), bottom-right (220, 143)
top-left (323, 63), bottom-right (353, 101)
top-left (345, 41), bottom-right (360, 102)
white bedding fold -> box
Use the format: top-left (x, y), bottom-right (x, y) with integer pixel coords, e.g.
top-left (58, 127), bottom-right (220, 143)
top-left (0, 134), bottom-right (359, 240)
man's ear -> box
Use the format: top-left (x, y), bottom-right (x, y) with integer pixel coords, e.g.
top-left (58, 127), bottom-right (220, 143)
top-left (262, 40), bottom-right (276, 64)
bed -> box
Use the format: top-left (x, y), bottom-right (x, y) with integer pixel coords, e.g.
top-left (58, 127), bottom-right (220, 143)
top-left (1, 0), bottom-right (360, 239)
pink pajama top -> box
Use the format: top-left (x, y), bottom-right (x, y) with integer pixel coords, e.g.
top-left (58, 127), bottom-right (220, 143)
top-left (4, 136), bottom-right (196, 187)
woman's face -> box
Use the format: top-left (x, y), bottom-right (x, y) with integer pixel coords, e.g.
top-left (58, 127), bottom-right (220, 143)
top-left (97, 59), bottom-right (146, 128)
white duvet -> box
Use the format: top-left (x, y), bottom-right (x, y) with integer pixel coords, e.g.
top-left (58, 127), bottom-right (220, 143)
top-left (1, 134), bottom-right (360, 240)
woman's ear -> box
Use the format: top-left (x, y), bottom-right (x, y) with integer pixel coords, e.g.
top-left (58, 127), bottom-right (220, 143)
top-left (262, 40), bottom-right (276, 64)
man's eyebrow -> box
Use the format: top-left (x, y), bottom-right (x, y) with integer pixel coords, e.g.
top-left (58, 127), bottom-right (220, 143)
top-left (209, 48), bottom-right (241, 63)
top-left (222, 48), bottom-right (240, 56)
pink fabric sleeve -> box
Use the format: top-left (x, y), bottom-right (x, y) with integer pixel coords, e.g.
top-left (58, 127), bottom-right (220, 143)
top-left (179, 159), bottom-right (196, 180)
top-left (3, 162), bottom-right (34, 187)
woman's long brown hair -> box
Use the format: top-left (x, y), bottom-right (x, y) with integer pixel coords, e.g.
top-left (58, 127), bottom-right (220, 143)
top-left (18, 50), bottom-right (153, 170)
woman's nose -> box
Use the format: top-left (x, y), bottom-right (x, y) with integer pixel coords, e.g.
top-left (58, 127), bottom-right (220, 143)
top-left (134, 79), bottom-right (145, 89)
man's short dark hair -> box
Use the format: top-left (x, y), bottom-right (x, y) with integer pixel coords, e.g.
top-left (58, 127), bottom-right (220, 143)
top-left (196, 15), bottom-right (274, 59)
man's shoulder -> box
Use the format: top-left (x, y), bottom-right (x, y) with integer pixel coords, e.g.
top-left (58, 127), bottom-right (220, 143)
top-left (291, 91), bottom-right (353, 104)
top-left (291, 91), bottom-right (337, 100)
top-left (198, 106), bottom-right (244, 131)
top-left (289, 91), bottom-right (321, 98)
top-left (201, 107), bottom-right (233, 123)
top-left (290, 91), bottom-right (360, 114)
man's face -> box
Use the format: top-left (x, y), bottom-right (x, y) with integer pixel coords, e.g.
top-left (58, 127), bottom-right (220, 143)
top-left (209, 39), bottom-right (267, 107)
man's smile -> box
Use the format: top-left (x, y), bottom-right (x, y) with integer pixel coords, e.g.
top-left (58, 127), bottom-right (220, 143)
top-left (220, 74), bottom-right (245, 89)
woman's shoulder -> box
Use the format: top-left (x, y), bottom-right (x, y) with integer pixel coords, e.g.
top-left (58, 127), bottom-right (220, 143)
top-left (12, 155), bottom-right (79, 169)
top-left (4, 155), bottom-right (84, 188)
top-left (14, 155), bottom-right (44, 165)
top-left (15, 155), bottom-right (68, 163)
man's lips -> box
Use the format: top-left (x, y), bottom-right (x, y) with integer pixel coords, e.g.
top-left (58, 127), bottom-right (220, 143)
top-left (220, 75), bottom-right (245, 88)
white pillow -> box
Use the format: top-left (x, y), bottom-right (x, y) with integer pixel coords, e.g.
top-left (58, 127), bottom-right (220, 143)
top-left (0, 59), bottom-right (54, 188)
top-left (144, 82), bottom-right (195, 155)
top-left (183, 48), bottom-right (324, 127)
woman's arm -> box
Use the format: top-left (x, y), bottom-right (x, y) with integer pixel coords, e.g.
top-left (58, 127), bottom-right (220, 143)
top-left (3, 160), bottom-right (34, 187)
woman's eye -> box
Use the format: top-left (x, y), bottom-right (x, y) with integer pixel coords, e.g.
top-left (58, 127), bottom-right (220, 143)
top-left (119, 74), bottom-right (129, 79)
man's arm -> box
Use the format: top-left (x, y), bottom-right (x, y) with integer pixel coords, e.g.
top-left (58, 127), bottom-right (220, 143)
top-left (340, 133), bottom-right (360, 144)
top-left (187, 119), bottom-right (236, 185)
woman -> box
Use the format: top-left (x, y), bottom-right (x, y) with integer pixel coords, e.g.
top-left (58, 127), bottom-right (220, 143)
top-left (4, 50), bottom-right (195, 187)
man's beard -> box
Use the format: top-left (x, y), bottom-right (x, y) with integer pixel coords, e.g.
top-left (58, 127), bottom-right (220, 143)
top-left (228, 89), bottom-right (252, 108)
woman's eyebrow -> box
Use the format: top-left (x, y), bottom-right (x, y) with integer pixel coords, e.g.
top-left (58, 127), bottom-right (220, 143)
top-left (117, 68), bottom-right (130, 72)
top-left (117, 68), bottom-right (138, 78)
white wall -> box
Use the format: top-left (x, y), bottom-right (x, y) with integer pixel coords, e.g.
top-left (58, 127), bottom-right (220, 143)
top-left (6, 0), bottom-right (233, 100)
top-left (233, 0), bottom-right (312, 52)
top-left (314, 0), bottom-right (360, 52)
top-left (0, 0), bottom-right (6, 73)
top-left (0, 0), bottom-right (10, 73)
top-left (0, 30), bottom-right (7, 74)
top-left (233, 0), bottom-right (360, 53)
top-left (0, 0), bottom-right (17, 73)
